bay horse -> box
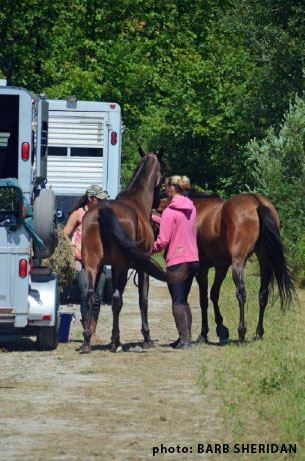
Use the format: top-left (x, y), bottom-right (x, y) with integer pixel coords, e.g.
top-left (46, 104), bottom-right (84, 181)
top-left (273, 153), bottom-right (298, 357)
top-left (156, 191), bottom-right (295, 343)
top-left (80, 147), bottom-right (186, 353)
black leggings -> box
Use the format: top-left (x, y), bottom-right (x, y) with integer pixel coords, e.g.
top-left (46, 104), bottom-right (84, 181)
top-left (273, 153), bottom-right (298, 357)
top-left (167, 261), bottom-right (199, 304)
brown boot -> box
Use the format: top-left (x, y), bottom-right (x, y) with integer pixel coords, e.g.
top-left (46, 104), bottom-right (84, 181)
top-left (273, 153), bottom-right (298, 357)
top-left (90, 318), bottom-right (102, 344)
top-left (172, 303), bottom-right (192, 349)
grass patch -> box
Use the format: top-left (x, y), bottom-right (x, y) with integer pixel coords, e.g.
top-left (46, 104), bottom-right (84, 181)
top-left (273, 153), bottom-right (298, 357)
top-left (152, 251), bottom-right (166, 269)
top-left (199, 260), bottom-right (305, 459)
top-left (198, 364), bottom-right (208, 392)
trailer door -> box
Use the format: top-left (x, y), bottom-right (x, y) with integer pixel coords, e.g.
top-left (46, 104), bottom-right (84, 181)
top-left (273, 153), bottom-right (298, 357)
top-left (47, 111), bottom-right (109, 196)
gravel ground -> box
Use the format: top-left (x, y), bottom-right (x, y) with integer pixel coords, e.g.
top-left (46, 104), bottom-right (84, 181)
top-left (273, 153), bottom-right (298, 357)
top-left (0, 276), bottom-right (229, 461)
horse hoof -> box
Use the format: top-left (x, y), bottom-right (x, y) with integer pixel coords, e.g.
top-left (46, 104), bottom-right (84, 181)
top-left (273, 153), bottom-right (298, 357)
top-left (255, 334), bottom-right (263, 341)
top-left (169, 338), bottom-right (181, 349)
top-left (79, 344), bottom-right (91, 354)
top-left (216, 325), bottom-right (229, 343)
top-left (143, 340), bottom-right (154, 349)
top-left (237, 340), bottom-right (247, 347)
top-left (110, 343), bottom-right (122, 353)
top-left (196, 334), bottom-right (208, 344)
top-left (219, 338), bottom-right (229, 345)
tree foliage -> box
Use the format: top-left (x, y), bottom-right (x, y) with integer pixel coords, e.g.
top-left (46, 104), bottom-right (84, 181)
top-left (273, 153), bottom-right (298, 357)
top-left (0, 0), bottom-right (305, 271)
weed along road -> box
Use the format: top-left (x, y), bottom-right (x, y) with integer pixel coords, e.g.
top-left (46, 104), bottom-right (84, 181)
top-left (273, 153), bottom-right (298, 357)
top-left (0, 265), bottom-right (304, 460)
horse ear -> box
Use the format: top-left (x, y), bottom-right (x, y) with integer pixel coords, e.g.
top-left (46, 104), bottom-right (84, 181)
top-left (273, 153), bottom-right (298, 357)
top-left (138, 146), bottom-right (146, 158)
top-left (157, 147), bottom-right (164, 160)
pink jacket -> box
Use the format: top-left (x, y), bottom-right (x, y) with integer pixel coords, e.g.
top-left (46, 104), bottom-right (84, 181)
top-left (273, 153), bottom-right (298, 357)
top-left (153, 195), bottom-right (199, 267)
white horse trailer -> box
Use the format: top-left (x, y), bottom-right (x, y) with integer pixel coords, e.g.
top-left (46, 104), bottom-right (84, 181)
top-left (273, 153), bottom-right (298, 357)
top-left (46, 97), bottom-right (122, 224)
top-left (0, 81), bottom-right (59, 350)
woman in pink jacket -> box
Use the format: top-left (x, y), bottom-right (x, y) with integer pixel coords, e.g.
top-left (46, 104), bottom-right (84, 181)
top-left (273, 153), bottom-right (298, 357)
top-left (153, 175), bottom-right (199, 349)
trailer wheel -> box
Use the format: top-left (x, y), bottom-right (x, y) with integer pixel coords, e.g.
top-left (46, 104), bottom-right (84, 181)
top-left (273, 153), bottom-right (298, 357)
top-left (33, 189), bottom-right (58, 259)
top-left (37, 325), bottom-right (59, 351)
top-left (37, 309), bottom-right (59, 352)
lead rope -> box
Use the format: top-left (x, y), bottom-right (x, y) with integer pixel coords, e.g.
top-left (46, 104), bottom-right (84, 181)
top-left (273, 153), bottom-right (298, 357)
top-left (133, 270), bottom-right (139, 288)
top-left (126, 268), bottom-right (139, 287)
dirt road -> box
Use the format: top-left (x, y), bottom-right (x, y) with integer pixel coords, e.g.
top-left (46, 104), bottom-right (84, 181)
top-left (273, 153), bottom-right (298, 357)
top-left (0, 277), bottom-right (228, 461)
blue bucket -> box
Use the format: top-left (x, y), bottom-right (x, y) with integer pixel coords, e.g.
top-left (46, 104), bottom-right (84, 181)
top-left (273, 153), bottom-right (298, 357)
top-left (59, 312), bottom-right (75, 343)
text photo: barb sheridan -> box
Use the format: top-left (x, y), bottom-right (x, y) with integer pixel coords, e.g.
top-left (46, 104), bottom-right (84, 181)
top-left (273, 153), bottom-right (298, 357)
top-left (152, 443), bottom-right (297, 456)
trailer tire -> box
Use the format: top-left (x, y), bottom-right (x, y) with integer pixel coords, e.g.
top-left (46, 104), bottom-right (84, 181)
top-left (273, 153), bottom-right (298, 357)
top-left (37, 306), bottom-right (59, 351)
top-left (33, 189), bottom-right (58, 259)
top-left (37, 325), bottom-right (59, 351)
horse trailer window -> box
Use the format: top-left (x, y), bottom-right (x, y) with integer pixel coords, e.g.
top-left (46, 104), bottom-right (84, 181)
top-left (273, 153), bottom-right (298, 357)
top-left (70, 147), bottom-right (103, 157)
top-left (48, 147), bottom-right (68, 156)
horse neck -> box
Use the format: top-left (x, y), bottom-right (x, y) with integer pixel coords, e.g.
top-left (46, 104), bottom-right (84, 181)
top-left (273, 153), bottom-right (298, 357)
top-left (120, 160), bottom-right (158, 216)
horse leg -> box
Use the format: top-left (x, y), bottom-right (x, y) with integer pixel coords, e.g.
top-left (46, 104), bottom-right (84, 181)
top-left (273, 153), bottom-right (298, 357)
top-left (232, 262), bottom-right (247, 342)
top-left (210, 266), bottom-right (230, 343)
top-left (256, 253), bottom-right (272, 339)
top-left (196, 265), bottom-right (209, 343)
top-left (138, 271), bottom-right (154, 348)
top-left (79, 268), bottom-right (96, 354)
top-left (110, 268), bottom-right (127, 353)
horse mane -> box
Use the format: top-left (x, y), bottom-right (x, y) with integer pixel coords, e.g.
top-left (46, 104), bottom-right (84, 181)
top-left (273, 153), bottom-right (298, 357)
top-left (159, 188), bottom-right (219, 199)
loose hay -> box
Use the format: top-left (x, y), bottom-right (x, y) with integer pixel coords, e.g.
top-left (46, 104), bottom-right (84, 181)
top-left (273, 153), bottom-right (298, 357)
top-left (44, 224), bottom-right (76, 287)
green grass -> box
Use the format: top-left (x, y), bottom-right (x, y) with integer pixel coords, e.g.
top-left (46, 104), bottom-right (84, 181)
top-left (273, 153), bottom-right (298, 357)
top-left (152, 251), bottom-right (166, 268)
top-left (200, 259), bottom-right (305, 460)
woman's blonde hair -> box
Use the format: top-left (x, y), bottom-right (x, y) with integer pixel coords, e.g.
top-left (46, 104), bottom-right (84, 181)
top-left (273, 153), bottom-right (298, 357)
top-left (166, 175), bottom-right (191, 193)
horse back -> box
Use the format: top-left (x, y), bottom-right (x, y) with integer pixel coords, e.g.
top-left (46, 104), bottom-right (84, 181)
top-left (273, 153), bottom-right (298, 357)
top-left (222, 193), bottom-right (279, 228)
top-left (195, 198), bottom-right (224, 239)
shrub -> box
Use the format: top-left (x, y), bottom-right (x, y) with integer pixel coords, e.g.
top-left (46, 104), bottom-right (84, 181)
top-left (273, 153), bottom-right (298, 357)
top-left (245, 96), bottom-right (305, 281)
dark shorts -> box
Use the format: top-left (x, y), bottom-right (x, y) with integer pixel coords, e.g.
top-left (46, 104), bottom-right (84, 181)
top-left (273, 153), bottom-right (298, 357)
top-left (167, 261), bottom-right (199, 304)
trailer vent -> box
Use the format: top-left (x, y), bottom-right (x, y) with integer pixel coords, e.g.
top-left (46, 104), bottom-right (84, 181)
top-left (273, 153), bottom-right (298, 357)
top-left (48, 115), bottom-right (104, 148)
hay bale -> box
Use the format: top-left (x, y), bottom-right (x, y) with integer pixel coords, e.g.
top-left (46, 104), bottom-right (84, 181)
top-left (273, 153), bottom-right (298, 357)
top-left (44, 225), bottom-right (76, 287)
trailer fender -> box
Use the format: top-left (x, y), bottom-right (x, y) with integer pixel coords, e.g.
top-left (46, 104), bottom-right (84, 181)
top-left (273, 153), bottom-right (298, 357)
top-left (28, 270), bottom-right (59, 326)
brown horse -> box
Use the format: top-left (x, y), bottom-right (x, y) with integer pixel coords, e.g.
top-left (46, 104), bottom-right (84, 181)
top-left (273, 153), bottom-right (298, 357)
top-left (156, 191), bottom-right (294, 343)
top-left (80, 148), bottom-right (185, 353)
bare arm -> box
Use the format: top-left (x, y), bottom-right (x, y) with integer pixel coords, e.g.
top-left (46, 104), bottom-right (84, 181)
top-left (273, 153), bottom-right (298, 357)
top-left (63, 209), bottom-right (82, 244)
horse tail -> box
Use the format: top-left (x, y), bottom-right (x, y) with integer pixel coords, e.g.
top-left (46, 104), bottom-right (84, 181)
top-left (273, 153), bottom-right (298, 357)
top-left (98, 207), bottom-right (187, 284)
top-left (256, 204), bottom-right (295, 310)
